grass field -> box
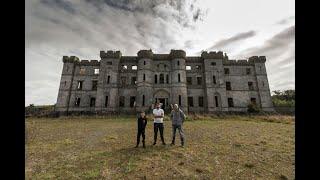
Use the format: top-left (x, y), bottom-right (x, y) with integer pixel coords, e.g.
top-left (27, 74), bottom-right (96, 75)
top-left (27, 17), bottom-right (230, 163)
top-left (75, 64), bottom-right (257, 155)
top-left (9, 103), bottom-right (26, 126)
top-left (25, 115), bottom-right (295, 179)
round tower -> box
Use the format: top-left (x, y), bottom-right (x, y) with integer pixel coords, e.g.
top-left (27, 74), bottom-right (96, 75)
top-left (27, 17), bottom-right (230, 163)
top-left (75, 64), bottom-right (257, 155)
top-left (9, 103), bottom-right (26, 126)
top-left (170, 50), bottom-right (188, 113)
top-left (136, 50), bottom-right (154, 112)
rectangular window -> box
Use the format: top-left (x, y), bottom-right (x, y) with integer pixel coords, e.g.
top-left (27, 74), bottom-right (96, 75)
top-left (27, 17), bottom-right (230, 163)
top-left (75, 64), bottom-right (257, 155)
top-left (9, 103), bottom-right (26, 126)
top-left (195, 65), bottom-right (201, 70)
top-left (142, 95), bottom-right (145, 106)
top-left (187, 77), bottom-right (192, 85)
top-left (159, 74), bottom-right (164, 84)
top-left (186, 66), bottom-right (191, 70)
top-left (131, 77), bottom-right (137, 85)
top-left (166, 74), bottom-right (169, 84)
top-left (105, 96), bottom-right (108, 107)
top-left (246, 68), bottom-right (251, 75)
top-left (248, 82), bottom-right (254, 90)
top-left (144, 61), bottom-right (146, 65)
top-left (188, 97), bottom-right (194, 107)
top-left (213, 76), bottom-right (216, 84)
top-left (75, 97), bottom-right (81, 107)
top-left (226, 81), bottom-right (231, 90)
top-left (224, 68), bottom-right (230, 75)
top-left (197, 77), bottom-right (202, 85)
top-left (121, 77), bottom-right (126, 86)
top-left (211, 62), bottom-right (216, 66)
top-left (154, 74), bottom-right (157, 84)
top-left (179, 95), bottom-right (181, 106)
top-left (107, 61), bottom-right (112, 65)
top-left (130, 96), bottom-right (136, 107)
top-left (107, 76), bottom-right (110, 84)
top-left (215, 96), bottom-right (219, 107)
top-left (90, 97), bottom-right (96, 107)
top-left (251, 98), bottom-right (257, 105)
top-left (94, 68), bottom-right (99, 74)
top-left (132, 65), bottom-right (137, 70)
top-left (122, 65), bottom-right (128, 70)
top-left (77, 81), bottom-right (83, 90)
top-left (143, 74), bottom-right (146, 81)
top-left (178, 74), bottom-right (181, 82)
top-left (228, 98), bottom-right (234, 107)
top-left (119, 96), bottom-right (125, 107)
top-left (92, 80), bottom-right (98, 90)
top-left (199, 96), bottom-right (204, 107)
top-left (177, 61), bottom-right (180, 66)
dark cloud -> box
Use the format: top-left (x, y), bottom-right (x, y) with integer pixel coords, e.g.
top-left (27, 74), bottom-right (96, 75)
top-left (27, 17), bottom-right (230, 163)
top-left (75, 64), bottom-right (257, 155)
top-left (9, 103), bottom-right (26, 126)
top-left (276, 16), bottom-right (295, 25)
top-left (207, 31), bottom-right (256, 51)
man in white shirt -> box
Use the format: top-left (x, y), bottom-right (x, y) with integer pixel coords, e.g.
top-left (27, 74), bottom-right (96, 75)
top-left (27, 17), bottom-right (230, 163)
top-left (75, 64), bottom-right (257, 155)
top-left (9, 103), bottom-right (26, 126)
top-left (152, 102), bottom-right (166, 145)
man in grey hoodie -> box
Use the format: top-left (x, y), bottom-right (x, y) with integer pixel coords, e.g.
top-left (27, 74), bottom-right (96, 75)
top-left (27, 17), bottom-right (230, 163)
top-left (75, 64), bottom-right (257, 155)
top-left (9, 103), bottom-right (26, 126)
top-left (170, 104), bottom-right (186, 147)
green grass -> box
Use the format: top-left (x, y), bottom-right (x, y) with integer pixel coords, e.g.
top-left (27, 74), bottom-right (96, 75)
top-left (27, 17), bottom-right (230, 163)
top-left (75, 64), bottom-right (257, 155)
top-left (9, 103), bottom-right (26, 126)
top-left (26, 115), bottom-right (295, 179)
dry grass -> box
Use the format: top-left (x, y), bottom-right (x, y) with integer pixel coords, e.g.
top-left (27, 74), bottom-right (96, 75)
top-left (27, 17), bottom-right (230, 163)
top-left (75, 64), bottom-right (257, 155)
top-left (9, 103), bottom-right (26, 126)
top-left (26, 115), bottom-right (295, 179)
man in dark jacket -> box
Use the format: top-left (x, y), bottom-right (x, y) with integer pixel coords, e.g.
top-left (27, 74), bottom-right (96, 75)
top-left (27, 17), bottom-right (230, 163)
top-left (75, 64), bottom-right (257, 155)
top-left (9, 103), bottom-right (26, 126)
top-left (170, 104), bottom-right (186, 147)
top-left (135, 111), bottom-right (147, 148)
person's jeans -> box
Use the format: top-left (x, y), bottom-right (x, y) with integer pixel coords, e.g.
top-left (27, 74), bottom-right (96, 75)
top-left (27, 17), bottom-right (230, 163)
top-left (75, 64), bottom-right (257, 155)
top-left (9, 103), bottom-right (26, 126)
top-left (172, 124), bottom-right (184, 145)
top-left (154, 123), bottom-right (165, 144)
top-left (136, 129), bottom-right (145, 146)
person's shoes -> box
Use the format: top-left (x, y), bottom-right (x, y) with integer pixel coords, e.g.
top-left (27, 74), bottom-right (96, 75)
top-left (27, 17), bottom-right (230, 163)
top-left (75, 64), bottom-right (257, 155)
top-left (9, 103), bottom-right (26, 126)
top-left (134, 145), bottom-right (138, 148)
top-left (153, 142), bottom-right (156, 145)
top-left (143, 145), bottom-right (146, 148)
top-left (162, 142), bottom-right (166, 145)
top-left (170, 142), bottom-right (175, 146)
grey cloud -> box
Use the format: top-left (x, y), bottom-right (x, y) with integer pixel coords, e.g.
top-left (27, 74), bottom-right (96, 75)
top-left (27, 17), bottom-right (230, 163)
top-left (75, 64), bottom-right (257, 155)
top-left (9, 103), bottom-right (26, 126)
top-left (276, 16), bottom-right (295, 25)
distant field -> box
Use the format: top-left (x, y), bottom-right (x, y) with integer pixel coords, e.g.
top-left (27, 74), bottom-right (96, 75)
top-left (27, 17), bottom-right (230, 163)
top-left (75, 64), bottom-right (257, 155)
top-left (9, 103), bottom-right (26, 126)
top-left (25, 115), bottom-right (295, 179)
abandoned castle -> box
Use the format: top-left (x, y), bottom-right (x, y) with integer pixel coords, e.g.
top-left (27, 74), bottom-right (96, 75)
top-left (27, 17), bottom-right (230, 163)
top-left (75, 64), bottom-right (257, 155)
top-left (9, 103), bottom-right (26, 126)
top-left (55, 49), bottom-right (274, 114)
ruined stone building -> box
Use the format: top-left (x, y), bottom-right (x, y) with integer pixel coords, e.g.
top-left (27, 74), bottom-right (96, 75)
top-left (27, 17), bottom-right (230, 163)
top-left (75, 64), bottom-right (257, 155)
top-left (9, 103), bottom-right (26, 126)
top-left (55, 50), bottom-right (274, 114)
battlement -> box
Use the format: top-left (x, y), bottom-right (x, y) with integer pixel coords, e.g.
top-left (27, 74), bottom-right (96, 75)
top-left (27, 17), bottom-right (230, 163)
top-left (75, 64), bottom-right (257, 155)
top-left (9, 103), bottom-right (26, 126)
top-left (62, 56), bottom-right (80, 63)
top-left (201, 51), bottom-right (225, 59)
top-left (137, 49), bottom-right (153, 59)
top-left (76, 60), bottom-right (100, 66)
top-left (169, 49), bottom-right (186, 59)
top-left (100, 50), bottom-right (122, 59)
top-left (248, 56), bottom-right (266, 63)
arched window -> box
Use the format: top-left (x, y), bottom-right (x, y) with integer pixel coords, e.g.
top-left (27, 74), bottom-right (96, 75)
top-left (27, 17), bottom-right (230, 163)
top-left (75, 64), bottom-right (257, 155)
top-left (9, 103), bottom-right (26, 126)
top-left (159, 74), bottom-right (164, 84)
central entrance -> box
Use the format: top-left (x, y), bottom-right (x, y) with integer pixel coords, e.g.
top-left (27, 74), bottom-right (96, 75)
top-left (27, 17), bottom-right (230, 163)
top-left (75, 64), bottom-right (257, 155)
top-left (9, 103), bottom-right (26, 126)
top-left (154, 89), bottom-right (170, 111)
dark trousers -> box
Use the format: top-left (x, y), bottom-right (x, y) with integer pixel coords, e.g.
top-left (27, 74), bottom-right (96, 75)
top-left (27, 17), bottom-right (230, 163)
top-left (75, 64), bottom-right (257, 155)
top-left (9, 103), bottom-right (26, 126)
top-left (154, 123), bottom-right (165, 144)
top-left (136, 129), bottom-right (145, 146)
top-left (172, 124), bottom-right (185, 145)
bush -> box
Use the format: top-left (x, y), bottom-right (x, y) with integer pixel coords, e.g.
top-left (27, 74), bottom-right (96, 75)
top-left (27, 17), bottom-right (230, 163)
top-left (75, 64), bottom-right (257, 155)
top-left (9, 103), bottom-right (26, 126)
top-left (247, 103), bottom-right (261, 113)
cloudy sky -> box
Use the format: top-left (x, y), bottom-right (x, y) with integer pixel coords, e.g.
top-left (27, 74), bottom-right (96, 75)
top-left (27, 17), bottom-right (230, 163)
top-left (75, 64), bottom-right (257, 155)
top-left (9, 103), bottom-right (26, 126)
top-left (26, 0), bottom-right (295, 106)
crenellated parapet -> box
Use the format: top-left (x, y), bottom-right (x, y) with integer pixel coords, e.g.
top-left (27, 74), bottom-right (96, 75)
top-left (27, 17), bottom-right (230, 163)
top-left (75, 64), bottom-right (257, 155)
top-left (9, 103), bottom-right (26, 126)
top-left (201, 51), bottom-right (224, 59)
top-left (100, 50), bottom-right (122, 59)
top-left (76, 60), bottom-right (100, 66)
top-left (137, 49), bottom-right (153, 59)
top-left (62, 56), bottom-right (80, 63)
top-left (248, 56), bottom-right (266, 63)
top-left (169, 49), bottom-right (186, 59)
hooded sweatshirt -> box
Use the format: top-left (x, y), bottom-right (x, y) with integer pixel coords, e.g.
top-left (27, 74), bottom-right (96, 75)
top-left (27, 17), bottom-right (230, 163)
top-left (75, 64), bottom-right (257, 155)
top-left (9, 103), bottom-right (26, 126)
top-left (171, 109), bottom-right (186, 125)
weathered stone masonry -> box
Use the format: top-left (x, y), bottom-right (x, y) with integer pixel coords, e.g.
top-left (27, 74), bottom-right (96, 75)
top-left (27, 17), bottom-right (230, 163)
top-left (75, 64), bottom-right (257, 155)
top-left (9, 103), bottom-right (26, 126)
top-left (55, 50), bottom-right (274, 114)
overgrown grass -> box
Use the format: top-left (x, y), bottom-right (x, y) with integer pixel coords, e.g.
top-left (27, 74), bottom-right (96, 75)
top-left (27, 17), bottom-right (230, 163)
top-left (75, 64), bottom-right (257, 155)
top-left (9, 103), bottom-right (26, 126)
top-left (26, 115), bottom-right (295, 179)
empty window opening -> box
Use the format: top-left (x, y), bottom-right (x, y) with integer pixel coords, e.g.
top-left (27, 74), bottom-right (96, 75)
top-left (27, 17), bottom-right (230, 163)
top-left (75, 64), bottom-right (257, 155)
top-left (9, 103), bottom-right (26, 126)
top-left (130, 96), bottom-right (136, 107)
top-left (186, 66), bottom-right (191, 70)
top-left (107, 61), bottom-right (112, 65)
top-left (79, 67), bottom-right (86, 74)
top-left (179, 95), bottom-right (182, 106)
top-left (75, 97), bottom-right (81, 107)
top-left (131, 77), bottom-right (137, 85)
top-left (226, 81), bottom-right (231, 90)
top-left (228, 98), bottom-right (234, 107)
top-left (77, 81), bottom-right (83, 90)
top-left (196, 65), bottom-right (201, 70)
top-left (143, 74), bottom-right (146, 81)
top-left (246, 68), bottom-right (251, 75)
top-left (224, 68), bottom-right (230, 75)
top-left (188, 97), bottom-right (194, 107)
top-left (94, 68), bottom-right (99, 74)
top-left (211, 62), bottom-right (216, 66)
top-left (199, 96), bottom-right (204, 107)
top-left (121, 77), bottom-right (126, 86)
top-left (213, 76), bottom-right (216, 84)
top-left (187, 77), bottom-right (192, 85)
top-left (251, 98), bottom-right (257, 105)
top-left (215, 96), bottom-right (219, 107)
top-left (142, 95), bottom-right (145, 106)
top-left (248, 82), bottom-right (254, 90)
top-left (90, 97), bottom-right (96, 107)
top-left (119, 96), bottom-right (125, 107)
top-left (197, 77), bottom-right (202, 85)
top-left (166, 74), bottom-right (169, 84)
top-left (177, 61), bottom-right (180, 66)
top-left (107, 76), bottom-right (110, 84)
top-left (64, 81), bottom-right (67, 86)
top-left (105, 96), bottom-right (108, 107)
top-left (178, 73), bottom-right (181, 82)
top-left (154, 74), bottom-right (158, 84)
top-left (159, 74), bottom-right (164, 84)
top-left (144, 61), bottom-right (146, 65)
top-left (92, 80), bottom-right (98, 90)
top-left (122, 65), bottom-right (128, 70)
top-left (132, 65), bottom-right (137, 70)
top-left (164, 64), bottom-right (167, 68)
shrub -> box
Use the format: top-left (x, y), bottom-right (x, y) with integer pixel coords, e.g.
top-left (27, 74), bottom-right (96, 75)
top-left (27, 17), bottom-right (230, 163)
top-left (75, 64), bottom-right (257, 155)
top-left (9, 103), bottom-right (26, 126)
top-left (247, 103), bottom-right (261, 113)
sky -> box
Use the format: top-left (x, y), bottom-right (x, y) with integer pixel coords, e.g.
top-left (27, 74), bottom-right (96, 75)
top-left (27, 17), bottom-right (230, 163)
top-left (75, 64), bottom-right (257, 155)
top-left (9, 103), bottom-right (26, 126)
top-left (25, 0), bottom-right (295, 106)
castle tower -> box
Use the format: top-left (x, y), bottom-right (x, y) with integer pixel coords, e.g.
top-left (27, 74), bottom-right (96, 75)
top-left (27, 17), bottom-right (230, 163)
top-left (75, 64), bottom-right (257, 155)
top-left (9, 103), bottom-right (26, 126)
top-left (136, 50), bottom-right (154, 112)
top-left (95, 50), bottom-right (121, 112)
top-left (56, 56), bottom-right (79, 114)
top-left (170, 50), bottom-right (188, 113)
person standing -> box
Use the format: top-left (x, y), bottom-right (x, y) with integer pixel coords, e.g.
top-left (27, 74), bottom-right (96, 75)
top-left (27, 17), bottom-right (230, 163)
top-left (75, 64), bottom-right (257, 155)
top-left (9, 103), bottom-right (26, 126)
top-left (170, 104), bottom-right (186, 147)
top-left (135, 111), bottom-right (147, 148)
top-left (153, 102), bottom-right (166, 145)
